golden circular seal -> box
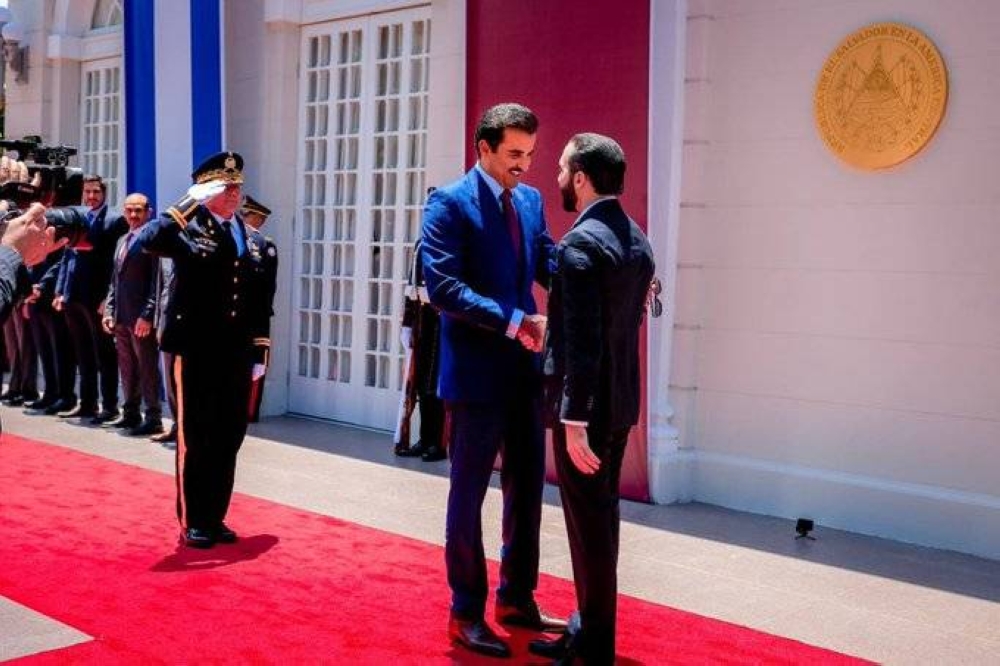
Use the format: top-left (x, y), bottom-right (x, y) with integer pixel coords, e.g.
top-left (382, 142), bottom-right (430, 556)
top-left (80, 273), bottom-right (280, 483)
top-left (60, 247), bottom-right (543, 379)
top-left (815, 22), bottom-right (948, 170)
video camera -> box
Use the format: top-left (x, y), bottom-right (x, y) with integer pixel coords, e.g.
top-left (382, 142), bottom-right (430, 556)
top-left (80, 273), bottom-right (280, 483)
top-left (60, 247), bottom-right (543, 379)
top-left (0, 135), bottom-right (90, 247)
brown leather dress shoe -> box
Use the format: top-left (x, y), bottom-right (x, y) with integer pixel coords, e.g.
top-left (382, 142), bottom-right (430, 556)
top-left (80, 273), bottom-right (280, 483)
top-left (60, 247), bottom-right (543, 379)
top-left (448, 615), bottom-right (511, 658)
top-left (496, 599), bottom-right (568, 633)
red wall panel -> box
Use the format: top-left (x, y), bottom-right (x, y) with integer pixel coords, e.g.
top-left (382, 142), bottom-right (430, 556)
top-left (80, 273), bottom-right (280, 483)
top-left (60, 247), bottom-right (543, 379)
top-left (466, 0), bottom-right (652, 500)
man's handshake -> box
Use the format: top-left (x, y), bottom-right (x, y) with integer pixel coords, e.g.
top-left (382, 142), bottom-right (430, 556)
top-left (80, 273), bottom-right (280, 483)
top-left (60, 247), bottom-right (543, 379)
top-left (516, 313), bottom-right (547, 352)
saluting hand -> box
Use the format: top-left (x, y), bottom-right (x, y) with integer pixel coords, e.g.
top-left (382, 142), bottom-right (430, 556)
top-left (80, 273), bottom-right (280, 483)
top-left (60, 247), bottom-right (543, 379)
top-left (187, 179), bottom-right (227, 204)
top-left (564, 423), bottom-right (600, 475)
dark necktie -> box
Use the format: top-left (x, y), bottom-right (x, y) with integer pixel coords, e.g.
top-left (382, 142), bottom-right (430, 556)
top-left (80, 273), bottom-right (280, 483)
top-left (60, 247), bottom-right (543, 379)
top-left (221, 220), bottom-right (239, 256)
top-left (500, 189), bottom-right (522, 263)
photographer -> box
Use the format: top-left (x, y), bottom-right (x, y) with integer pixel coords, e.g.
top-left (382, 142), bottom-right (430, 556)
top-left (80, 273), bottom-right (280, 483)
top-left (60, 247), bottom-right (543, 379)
top-left (0, 202), bottom-right (67, 324)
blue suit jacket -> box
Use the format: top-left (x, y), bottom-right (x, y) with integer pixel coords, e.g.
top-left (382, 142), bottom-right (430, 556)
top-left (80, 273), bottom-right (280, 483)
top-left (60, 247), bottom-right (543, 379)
top-left (422, 168), bottom-right (555, 402)
top-left (55, 205), bottom-right (128, 307)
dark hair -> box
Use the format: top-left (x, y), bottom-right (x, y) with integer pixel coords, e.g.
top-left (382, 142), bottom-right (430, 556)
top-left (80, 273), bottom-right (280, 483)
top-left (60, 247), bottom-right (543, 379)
top-left (82, 174), bottom-right (107, 195)
top-left (474, 103), bottom-right (538, 154)
top-left (566, 133), bottom-right (626, 196)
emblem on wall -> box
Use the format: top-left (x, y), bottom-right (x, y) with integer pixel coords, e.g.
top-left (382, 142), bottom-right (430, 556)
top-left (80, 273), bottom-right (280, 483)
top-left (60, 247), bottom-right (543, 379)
top-left (814, 22), bottom-right (948, 170)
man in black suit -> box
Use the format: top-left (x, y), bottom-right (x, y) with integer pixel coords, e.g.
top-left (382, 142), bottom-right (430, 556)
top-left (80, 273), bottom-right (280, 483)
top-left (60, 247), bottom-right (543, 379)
top-left (532, 133), bottom-right (655, 665)
top-left (136, 151), bottom-right (273, 549)
top-left (54, 175), bottom-right (127, 423)
top-left (23, 248), bottom-right (77, 414)
top-left (102, 192), bottom-right (163, 436)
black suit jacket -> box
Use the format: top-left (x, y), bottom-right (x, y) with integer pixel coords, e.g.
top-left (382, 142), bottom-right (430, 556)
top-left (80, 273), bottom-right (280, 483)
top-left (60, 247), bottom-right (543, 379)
top-left (55, 205), bottom-right (128, 306)
top-left (136, 207), bottom-right (272, 363)
top-left (104, 226), bottom-right (159, 327)
top-left (543, 198), bottom-right (655, 431)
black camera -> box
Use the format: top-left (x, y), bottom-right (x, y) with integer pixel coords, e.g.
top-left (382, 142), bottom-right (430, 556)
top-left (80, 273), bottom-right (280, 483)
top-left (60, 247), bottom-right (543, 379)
top-left (0, 136), bottom-right (90, 247)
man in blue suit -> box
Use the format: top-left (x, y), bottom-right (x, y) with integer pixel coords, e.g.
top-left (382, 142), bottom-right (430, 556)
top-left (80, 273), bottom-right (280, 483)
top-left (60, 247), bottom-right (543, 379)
top-left (422, 103), bottom-right (565, 658)
top-left (53, 175), bottom-right (127, 423)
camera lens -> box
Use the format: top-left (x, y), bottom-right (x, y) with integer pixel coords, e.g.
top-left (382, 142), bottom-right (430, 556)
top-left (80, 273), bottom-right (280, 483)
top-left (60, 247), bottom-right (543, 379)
top-left (43, 207), bottom-right (89, 247)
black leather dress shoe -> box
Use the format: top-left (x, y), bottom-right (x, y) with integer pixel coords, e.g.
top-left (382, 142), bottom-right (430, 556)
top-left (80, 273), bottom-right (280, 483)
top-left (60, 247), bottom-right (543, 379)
top-left (182, 528), bottom-right (215, 549)
top-left (59, 404), bottom-right (98, 419)
top-left (151, 425), bottom-right (178, 443)
top-left (129, 421), bottom-right (165, 437)
top-left (496, 599), bottom-right (567, 633)
top-left (44, 398), bottom-right (77, 415)
top-left (24, 396), bottom-right (56, 412)
top-left (214, 523), bottom-right (238, 544)
top-left (421, 444), bottom-right (447, 462)
top-left (106, 414), bottom-right (141, 429)
top-left (448, 616), bottom-right (510, 658)
top-left (395, 440), bottom-right (428, 457)
top-left (2, 394), bottom-right (25, 406)
top-left (89, 409), bottom-right (120, 425)
top-left (528, 632), bottom-right (571, 659)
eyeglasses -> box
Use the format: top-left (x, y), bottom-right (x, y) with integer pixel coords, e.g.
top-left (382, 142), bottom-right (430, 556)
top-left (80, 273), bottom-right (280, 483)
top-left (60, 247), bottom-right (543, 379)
top-left (646, 277), bottom-right (663, 318)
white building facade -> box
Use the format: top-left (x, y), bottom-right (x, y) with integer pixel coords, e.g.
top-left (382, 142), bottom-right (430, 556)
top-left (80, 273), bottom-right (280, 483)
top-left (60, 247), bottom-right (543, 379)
top-left (4, 0), bottom-right (998, 561)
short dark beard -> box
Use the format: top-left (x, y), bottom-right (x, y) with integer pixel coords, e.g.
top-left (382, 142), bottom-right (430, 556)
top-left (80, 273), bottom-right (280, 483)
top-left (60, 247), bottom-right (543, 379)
top-left (560, 180), bottom-right (577, 213)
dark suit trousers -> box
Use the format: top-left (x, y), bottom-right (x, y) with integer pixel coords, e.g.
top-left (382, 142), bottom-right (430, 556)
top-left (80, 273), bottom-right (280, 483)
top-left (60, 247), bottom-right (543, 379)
top-left (63, 301), bottom-right (118, 410)
top-left (173, 347), bottom-right (252, 530)
top-left (553, 424), bottom-right (632, 666)
top-left (445, 395), bottom-right (545, 619)
top-left (113, 323), bottom-right (161, 420)
top-left (3, 307), bottom-right (37, 396)
top-left (32, 307), bottom-right (76, 402)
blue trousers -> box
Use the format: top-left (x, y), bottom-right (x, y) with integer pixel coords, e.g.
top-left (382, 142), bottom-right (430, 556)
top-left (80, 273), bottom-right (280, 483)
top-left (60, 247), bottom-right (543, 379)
top-left (445, 395), bottom-right (545, 619)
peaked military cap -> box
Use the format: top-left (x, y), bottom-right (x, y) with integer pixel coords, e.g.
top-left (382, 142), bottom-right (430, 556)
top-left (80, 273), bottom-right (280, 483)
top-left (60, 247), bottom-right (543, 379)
top-left (241, 194), bottom-right (271, 218)
top-left (192, 150), bottom-right (244, 185)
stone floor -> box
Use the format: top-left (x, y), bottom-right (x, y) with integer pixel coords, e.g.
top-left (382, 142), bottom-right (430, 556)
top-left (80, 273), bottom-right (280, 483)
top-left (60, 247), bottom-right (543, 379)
top-left (2, 408), bottom-right (999, 664)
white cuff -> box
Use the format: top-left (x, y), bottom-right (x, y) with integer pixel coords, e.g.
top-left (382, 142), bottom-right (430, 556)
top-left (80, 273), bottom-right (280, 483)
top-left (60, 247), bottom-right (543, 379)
top-left (561, 419), bottom-right (589, 427)
top-left (506, 308), bottom-right (525, 339)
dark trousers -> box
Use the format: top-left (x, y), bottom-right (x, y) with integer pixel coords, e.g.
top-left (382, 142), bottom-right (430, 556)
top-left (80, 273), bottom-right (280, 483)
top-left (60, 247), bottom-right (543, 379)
top-left (444, 395), bottom-right (545, 619)
top-left (31, 306), bottom-right (76, 402)
top-left (418, 391), bottom-right (444, 446)
top-left (63, 301), bottom-right (118, 411)
top-left (3, 306), bottom-right (37, 397)
top-left (113, 323), bottom-right (161, 421)
top-left (173, 347), bottom-right (252, 530)
top-left (553, 424), bottom-right (631, 666)
top-left (160, 350), bottom-right (178, 421)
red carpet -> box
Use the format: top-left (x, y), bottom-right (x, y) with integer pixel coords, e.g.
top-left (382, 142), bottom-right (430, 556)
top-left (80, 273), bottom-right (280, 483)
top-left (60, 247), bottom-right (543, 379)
top-left (0, 435), bottom-right (869, 664)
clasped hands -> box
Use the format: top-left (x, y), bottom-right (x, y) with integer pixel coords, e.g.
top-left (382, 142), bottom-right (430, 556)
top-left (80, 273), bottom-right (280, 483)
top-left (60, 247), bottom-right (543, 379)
top-left (516, 313), bottom-right (546, 352)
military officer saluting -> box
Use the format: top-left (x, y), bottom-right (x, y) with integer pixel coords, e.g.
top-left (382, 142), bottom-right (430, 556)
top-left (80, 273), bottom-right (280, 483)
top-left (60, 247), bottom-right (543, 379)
top-left (136, 151), bottom-right (272, 548)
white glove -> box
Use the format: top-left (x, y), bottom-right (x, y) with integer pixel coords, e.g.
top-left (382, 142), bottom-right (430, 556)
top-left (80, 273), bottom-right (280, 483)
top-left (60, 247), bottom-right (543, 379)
top-left (400, 326), bottom-right (413, 349)
top-left (187, 180), bottom-right (227, 203)
top-left (252, 363), bottom-right (266, 381)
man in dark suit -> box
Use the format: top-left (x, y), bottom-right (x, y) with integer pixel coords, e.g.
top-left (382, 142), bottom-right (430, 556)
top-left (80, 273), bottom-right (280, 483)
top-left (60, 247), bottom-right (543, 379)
top-left (531, 134), bottom-right (655, 666)
top-left (54, 175), bottom-right (127, 423)
top-left (23, 248), bottom-right (77, 414)
top-left (0, 203), bottom-right (68, 322)
top-left (101, 193), bottom-right (163, 436)
top-left (136, 151), bottom-right (272, 549)
top-left (422, 103), bottom-right (564, 658)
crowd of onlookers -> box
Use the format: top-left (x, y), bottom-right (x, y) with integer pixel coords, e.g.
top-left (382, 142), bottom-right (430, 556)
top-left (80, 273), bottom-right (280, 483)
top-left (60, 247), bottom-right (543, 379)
top-left (2, 175), bottom-right (181, 446)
